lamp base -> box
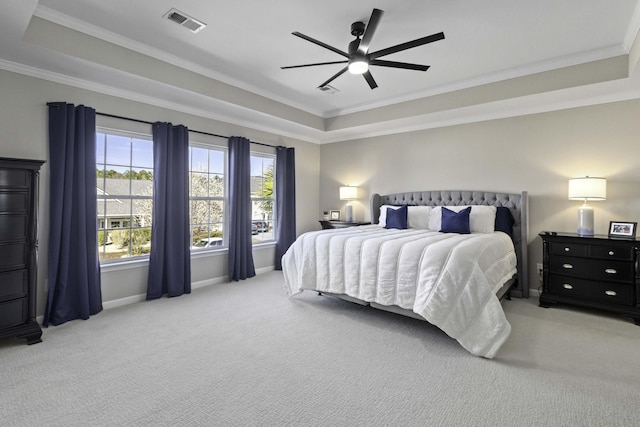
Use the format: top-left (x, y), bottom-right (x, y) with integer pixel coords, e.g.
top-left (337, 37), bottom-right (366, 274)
top-left (577, 203), bottom-right (594, 236)
top-left (345, 204), bottom-right (353, 223)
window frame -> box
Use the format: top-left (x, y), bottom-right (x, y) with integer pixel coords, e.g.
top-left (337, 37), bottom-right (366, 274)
top-left (96, 128), bottom-right (154, 264)
top-left (95, 127), bottom-right (274, 268)
top-left (250, 151), bottom-right (277, 245)
top-left (188, 141), bottom-right (228, 252)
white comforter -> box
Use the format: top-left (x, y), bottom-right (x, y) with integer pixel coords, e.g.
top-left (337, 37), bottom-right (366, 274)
top-left (282, 225), bottom-right (517, 358)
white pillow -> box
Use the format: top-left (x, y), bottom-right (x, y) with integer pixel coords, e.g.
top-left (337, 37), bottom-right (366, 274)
top-left (428, 205), bottom-right (497, 233)
top-left (379, 205), bottom-right (432, 229)
top-left (378, 205), bottom-right (399, 227)
top-left (407, 206), bottom-right (432, 229)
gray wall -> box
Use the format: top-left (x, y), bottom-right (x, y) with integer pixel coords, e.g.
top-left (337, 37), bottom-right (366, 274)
top-left (320, 99), bottom-right (640, 292)
top-left (0, 69), bottom-right (320, 315)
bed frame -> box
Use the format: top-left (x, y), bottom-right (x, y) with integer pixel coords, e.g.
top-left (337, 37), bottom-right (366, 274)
top-left (321, 190), bottom-right (529, 319)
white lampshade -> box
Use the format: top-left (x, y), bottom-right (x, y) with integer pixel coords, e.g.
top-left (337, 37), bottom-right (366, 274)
top-left (568, 177), bottom-right (606, 201)
top-left (339, 186), bottom-right (358, 200)
top-left (568, 177), bottom-right (606, 236)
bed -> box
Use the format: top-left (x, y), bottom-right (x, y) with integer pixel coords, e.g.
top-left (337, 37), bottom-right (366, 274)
top-left (282, 190), bottom-right (529, 358)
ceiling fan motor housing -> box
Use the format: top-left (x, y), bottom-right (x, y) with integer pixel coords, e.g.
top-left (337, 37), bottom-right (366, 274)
top-left (351, 21), bottom-right (365, 37)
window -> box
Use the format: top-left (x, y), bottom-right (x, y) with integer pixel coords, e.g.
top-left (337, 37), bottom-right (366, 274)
top-left (189, 144), bottom-right (227, 250)
top-left (96, 128), bottom-right (271, 261)
top-left (250, 153), bottom-right (275, 243)
top-left (96, 131), bottom-right (154, 262)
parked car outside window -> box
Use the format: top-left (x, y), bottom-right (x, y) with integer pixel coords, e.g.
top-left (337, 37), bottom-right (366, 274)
top-left (192, 237), bottom-right (223, 249)
top-left (252, 220), bottom-right (269, 233)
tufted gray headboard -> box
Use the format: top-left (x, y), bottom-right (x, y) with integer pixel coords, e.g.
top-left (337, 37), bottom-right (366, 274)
top-left (371, 190), bottom-right (529, 298)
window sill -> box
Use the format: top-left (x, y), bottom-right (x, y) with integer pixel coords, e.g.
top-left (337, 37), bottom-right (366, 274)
top-left (190, 247), bottom-right (228, 260)
top-left (100, 256), bottom-right (150, 272)
top-left (101, 242), bottom-right (276, 270)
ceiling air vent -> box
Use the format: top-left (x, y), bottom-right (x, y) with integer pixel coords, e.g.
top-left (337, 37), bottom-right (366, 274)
top-left (164, 8), bottom-right (206, 33)
top-left (318, 85), bottom-right (339, 94)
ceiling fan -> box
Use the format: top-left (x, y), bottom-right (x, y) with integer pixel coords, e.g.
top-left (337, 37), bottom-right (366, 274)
top-left (281, 8), bottom-right (444, 90)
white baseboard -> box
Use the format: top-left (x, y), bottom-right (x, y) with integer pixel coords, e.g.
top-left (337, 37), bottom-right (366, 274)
top-left (102, 293), bottom-right (147, 310)
top-left (255, 266), bottom-right (275, 275)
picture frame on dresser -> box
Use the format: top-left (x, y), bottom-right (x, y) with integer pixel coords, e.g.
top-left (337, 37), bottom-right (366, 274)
top-left (608, 221), bottom-right (637, 239)
top-left (330, 210), bottom-right (340, 220)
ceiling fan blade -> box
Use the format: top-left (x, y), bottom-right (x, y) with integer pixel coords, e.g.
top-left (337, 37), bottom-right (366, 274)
top-left (363, 71), bottom-right (378, 89)
top-left (357, 8), bottom-right (384, 55)
top-left (369, 32), bottom-right (445, 59)
top-left (370, 59), bottom-right (430, 71)
top-left (292, 32), bottom-right (349, 58)
top-left (318, 66), bottom-right (349, 88)
top-left (281, 60), bottom-right (348, 70)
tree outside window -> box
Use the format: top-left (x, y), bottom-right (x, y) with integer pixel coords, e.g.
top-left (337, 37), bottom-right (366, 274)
top-left (189, 145), bottom-right (226, 249)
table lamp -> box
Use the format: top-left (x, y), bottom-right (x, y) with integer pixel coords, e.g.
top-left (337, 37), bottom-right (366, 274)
top-left (568, 176), bottom-right (606, 236)
top-left (339, 186), bottom-right (358, 223)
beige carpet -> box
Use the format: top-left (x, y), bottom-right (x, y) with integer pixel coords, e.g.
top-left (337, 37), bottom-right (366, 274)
top-left (1, 270), bottom-right (639, 426)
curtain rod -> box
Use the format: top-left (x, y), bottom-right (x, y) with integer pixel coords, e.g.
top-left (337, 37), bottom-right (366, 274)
top-left (46, 103), bottom-right (278, 149)
top-left (97, 112), bottom-right (278, 149)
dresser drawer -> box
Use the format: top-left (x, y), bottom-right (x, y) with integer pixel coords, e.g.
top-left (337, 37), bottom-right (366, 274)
top-left (0, 191), bottom-right (28, 212)
top-left (0, 269), bottom-right (27, 301)
top-left (0, 168), bottom-right (29, 189)
top-left (0, 297), bottom-right (27, 329)
top-left (548, 275), bottom-right (634, 306)
top-left (0, 242), bottom-right (27, 271)
top-left (549, 256), bottom-right (634, 283)
top-left (590, 244), bottom-right (634, 261)
top-left (549, 242), bottom-right (587, 257)
top-left (549, 241), bottom-right (634, 261)
top-left (0, 214), bottom-right (27, 240)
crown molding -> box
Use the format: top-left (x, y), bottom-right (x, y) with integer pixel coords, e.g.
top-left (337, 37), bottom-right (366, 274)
top-left (0, 58), bottom-right (326, 144)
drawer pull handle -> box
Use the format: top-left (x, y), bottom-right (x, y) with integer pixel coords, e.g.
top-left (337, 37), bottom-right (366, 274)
top-left (604, 269), bottom-right (617, 275)
top-left (564, 247), bottom-right (570, 252)
top-left (608, 251), bottom-right (615, 256)
top-left (605, 290), bottom-right (617, 297)
top-left (562, 284), bottom-right (574, 290)
top-left (562, 263), bottom-right (573, 269)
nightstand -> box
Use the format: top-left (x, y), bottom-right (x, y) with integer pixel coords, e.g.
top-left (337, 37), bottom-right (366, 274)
top-left (539, 232), bottom-right (640, 325)
top-left (319, 221), bottom-right (370, 230)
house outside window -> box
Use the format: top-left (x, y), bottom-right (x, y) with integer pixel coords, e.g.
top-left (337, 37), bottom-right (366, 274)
top-left (250, 153), bottom-right (275, 243)
top-left (96, 131), bottom-right (154, 262)
top-left (189, 143), bottom-right (227, 250)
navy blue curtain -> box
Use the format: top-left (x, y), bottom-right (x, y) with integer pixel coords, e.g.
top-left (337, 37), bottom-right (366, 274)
top-left (274, 147), bottom-right (296, 270)
top-left (146, 123), bottom-right (191, 299)
top-left (45, 102), bottom-right (102, 327)
top-left (228, 136), bottom-right (255, 281)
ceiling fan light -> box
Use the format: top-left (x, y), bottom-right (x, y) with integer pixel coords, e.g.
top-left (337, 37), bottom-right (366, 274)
top-left (348, 60), bottom-right (368, 74)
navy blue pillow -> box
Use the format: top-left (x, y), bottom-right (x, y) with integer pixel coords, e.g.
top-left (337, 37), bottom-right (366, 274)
top-left (385, 205), bottom-right (408, 229)
top-left (440, 206), bottom-right (471, 234)
top-left (495, 206), bottom-right (514, 238)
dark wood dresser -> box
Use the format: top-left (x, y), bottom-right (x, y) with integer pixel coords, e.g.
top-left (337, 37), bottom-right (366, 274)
top-left (539, 232), bottom-right (640, 325)
top-left (0, 157), bottom-right (44, 344)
